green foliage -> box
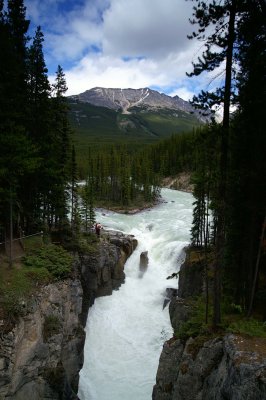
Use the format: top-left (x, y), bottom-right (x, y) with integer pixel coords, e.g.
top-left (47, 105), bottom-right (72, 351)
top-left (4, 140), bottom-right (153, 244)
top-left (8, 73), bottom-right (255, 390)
top-left (80, 174), bottom-right (96, 232)
top-left (80, 145), bottom-right (161, 211)
top-left (174, 293), bottom-right (266, 341)
top-left (22, 234), bottom-right (44, 252)
top-left (24, 267), bottom-right (52, 285)
top-left (174, 297), bottom-right (210, 341)
top-left (23, 244), bottom-right (72, 279)
top-left (222, 300), bottom-right (243, 315)
top-left (227, 319), bottom-right (266, 338)
top-left (0, 262), bottom-right (52, 320)
top-left (176, 319), bottom-right (204, 341)
top-left (78, 234), bottom-right (99, 255)
top-left (0, 269), bottom-right (32, 316)
top-left (0, 242), bottom-right (73, 320)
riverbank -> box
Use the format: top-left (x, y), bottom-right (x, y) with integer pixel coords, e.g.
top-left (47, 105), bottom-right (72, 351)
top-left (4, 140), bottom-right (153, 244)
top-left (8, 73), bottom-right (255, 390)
top-left (95, 196), bottom-right (163, 215)
top-left (96, 200), bottom-right (162, 216)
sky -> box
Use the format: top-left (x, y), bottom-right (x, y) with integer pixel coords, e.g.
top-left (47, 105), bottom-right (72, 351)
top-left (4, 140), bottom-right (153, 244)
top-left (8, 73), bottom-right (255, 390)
top-left (24, 0), bottom-right (222, 99)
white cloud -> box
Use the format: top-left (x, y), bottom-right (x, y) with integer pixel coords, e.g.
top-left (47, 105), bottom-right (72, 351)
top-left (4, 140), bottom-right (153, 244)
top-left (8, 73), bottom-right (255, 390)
top-left (26, 0), bottom-right (220, 99)
top-left (102, 0), bottom-right (194, 58)
top-left (64, 40), bottom-right (200, 95)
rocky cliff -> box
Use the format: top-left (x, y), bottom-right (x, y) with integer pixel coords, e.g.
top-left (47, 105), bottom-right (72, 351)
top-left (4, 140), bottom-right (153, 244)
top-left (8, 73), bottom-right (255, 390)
top-left (153, 332), bottom-right (266, 400)
top-left (153, 249), bottom-right (266, 400)
top-left (0, 232), bottom-right (137, 400)
top-left (78, 231), bottom-right (138, 325)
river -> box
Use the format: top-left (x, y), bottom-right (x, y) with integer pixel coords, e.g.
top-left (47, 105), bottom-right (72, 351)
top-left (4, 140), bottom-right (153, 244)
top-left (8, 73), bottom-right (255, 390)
top-left (78, 188), bottom-right (194, 400)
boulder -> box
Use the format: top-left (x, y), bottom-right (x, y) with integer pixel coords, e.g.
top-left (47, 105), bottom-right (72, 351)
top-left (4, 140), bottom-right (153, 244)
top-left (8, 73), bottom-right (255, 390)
top-left (139, 251), bottom-right (149, 271)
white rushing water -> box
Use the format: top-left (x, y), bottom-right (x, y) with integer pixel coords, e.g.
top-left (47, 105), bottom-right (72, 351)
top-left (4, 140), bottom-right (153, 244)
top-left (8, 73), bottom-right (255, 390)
top-left (78, 188), bottom-right (194, 400)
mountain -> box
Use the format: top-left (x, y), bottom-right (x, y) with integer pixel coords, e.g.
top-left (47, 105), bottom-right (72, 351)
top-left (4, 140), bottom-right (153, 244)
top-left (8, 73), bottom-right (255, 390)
top-left (69, 87), bottom-right (206, 122)
top-left (67, 87), bottom-right (205, 176)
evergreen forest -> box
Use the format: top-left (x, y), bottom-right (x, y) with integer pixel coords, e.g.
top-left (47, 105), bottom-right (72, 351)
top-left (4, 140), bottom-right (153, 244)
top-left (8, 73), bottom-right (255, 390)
top-left (0, 0), bottom-right (265, 328)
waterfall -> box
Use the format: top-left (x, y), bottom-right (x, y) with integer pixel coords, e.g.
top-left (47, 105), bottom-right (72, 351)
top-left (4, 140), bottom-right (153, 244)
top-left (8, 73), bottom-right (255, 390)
top-left (78, 188), bottom-right (193, 400)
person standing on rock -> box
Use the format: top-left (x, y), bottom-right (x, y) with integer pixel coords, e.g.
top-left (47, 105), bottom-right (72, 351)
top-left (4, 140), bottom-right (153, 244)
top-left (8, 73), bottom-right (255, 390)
top-left (95, 223), bottom-right (102, 237)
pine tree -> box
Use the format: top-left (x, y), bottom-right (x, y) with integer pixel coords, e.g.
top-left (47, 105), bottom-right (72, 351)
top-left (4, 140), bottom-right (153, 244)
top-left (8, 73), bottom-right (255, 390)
top-left (27, 26), bottom-right (51, 139)
top-left (70, 146), bottom-right (80, 235)
top-left (0, 0), bottom-right (37, 240)
top-left (49, 65), bottom-right (71, 229)
top-left (81, 173), bottom-right (96, 232)
top-left (17, 25), bottom-right (52, 231)
top-left (88, 202), bottom-right (96, 231)
top-left (120, 152), bottom-right (130, 206)
top-left (187, 0), bottom-right (237, 326)
top-left (7, 0), bottom-right (30, 120)
top-left (187, 0), bottom-right (266, 320)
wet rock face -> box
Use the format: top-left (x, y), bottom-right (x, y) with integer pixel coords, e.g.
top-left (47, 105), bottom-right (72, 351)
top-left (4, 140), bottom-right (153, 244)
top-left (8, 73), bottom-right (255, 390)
top-left (163, 288), bottom-right (178, 310)
top-left (140, 251), bottom-right (149, 271)
top-left (138, 251), bottom-right (149, 278)
top-left (79, 232), bottom-right (138, 324)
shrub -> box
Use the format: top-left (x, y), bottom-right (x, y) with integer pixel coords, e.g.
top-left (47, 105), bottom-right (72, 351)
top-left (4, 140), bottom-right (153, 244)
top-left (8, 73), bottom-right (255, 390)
top-left (0, 245), bottom-right (72, 324)
top-left (176, 319), bottom-right (203, 341)
top-left (78, 238), bottom-right (99, 255)
top-left (23, 244), bottom-right (73, 279)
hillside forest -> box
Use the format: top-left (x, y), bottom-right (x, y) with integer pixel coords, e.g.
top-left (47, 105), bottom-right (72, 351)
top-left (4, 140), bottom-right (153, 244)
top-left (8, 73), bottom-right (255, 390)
top-left (0, 0), bottom-right (265, 328)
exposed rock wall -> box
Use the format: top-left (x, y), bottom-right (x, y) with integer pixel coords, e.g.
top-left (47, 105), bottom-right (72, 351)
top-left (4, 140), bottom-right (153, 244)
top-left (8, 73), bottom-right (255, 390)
top-left (177, 252), bottom-right (204, 299)
top-left (0, 279), bottom-right (84, 400)
top-left (153, 333), bottom-right (266, 400)
top-left (153, 250), bottom-right (266, 400)
top-left (0, 232), bottom-right (137, 400)
top-left (161, 173), bottom-right (194, 193)
top-left (79, 232), bottom-right (137, 324)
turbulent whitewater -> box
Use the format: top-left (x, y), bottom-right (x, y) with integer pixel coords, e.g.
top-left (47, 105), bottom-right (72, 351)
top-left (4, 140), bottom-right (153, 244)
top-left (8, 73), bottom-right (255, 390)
top-left (78, 189), bottom-right (194, 400)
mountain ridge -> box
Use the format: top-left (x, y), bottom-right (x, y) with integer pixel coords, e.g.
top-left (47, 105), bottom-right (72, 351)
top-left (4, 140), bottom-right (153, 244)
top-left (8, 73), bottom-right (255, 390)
top-left (69, 86), bottom-right (206, 122)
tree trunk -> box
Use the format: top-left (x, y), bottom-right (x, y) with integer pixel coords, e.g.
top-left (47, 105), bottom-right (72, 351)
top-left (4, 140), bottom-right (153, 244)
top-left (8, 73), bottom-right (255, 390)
top-left (213, 0), bottom-right (236, 327)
